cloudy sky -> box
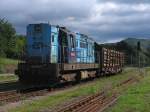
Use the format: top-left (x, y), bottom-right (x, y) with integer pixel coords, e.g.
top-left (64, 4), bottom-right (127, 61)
top-left (0, 0), bottom-right (150, 43)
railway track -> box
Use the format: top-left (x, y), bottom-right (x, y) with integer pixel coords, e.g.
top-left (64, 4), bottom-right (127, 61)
top-left (0, 90), bottom-right (19, 102)
top-left (0, 76), bottom-right (138, 108)
top-left (0, 77), bottom-right (107, 104)
top-left (0, 89), bottom-right (49, 103)
top-left (0, 82), bottom-right (78, 104)
top-left (56, 77), bottom-right (137, 112)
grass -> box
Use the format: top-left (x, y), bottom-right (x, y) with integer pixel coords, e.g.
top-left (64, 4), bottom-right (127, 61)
top-left (0, 58), bottom-right (18, 73)
top-left (0, 74), bottom-right (18, 82)
top-left (105, 67), bottom-right (150, 112)
top-left (145, 67), bottom-right (150, 74)
top-left (0, 58), bottom-right (19, 65)
top-left (8, 68), bottom-right (140, 112)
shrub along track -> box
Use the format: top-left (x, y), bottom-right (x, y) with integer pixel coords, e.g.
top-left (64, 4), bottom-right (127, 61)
top-left (55, 76), bottom-right (141, 112)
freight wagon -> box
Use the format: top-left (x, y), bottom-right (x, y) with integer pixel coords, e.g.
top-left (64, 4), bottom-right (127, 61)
top-left (15, 23), bottom-right (124, 85)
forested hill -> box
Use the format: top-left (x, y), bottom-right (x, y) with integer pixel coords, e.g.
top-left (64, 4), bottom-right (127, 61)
top-left (103, 38), bottom-right (150, 66)
top-left (124, 38), bottom-right (150, 50)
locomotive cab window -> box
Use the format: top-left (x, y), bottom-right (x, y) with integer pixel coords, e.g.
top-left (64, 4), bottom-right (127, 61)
top-left (34, 24), bottom-right (42, 33)
top-left (80, 42), bottom-right (86, 48)
top-left (51, 34), bottom-right (54, 42)
top-left (70, 34), bottom-right (75, 48)
top-left (61, 30), bottom-right (68, 46)
top-left (76, 40), bottom-right (78, 47)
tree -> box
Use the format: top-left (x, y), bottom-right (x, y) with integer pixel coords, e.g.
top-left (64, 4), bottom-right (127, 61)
top-left (0, 18), bottom-right (26, 59)
top-left (0, 18), bottom-right (16, 57)
top-left (13, 35), bottom-right (26, 58)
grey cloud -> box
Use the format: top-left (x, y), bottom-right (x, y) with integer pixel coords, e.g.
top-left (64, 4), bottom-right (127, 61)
top-left (97, 0), bottom-right (150, 4)
top-left (0, 0), bottom-right (93, 33)
top-left (0, 0), bottom-right (150, 42)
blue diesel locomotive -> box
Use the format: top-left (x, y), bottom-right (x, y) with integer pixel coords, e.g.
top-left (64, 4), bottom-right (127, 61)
top-left (16, 23), bottom-right (124, 84)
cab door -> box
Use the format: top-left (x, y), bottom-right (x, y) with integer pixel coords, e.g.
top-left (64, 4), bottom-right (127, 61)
top-left (68, 34), bottom-right (76, 63)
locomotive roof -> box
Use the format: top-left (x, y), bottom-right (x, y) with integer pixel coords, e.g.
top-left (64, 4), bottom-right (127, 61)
top-left (28, 23), bottom-right (94, 42)
top-left (76, 32), bottom-right (94, 42)
top-left (59, 27), bottom-right (76, 35)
